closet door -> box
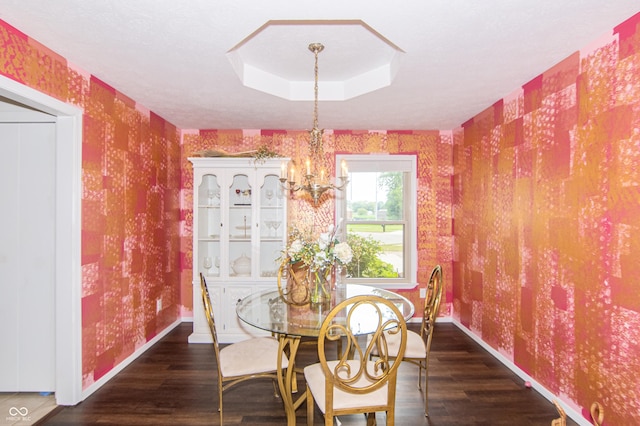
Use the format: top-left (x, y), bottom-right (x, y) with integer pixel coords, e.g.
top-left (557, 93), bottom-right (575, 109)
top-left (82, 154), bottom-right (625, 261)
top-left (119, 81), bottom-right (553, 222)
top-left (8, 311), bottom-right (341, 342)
top-left (0, 121), bottom-right (56, 391)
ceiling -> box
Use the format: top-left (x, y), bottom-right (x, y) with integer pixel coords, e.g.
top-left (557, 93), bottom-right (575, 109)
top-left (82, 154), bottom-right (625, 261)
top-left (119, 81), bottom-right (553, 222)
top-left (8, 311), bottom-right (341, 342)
top-left (0, 1), bottom-right (638, 131)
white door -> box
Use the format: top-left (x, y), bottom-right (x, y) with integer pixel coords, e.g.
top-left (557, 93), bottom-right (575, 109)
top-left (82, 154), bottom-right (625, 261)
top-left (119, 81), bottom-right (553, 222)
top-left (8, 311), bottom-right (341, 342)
top-left (0, 119), bottom-right (56, 391)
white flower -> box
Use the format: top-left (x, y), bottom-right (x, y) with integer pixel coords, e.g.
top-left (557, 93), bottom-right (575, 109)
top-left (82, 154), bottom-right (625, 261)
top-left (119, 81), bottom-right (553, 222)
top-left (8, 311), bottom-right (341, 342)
top-left (314, 250), bottom-right (328, 264)
top-left (334, 242), bottom-right (353, 264)
top-left (318, 232), bottom-right (330, 250)
top-left (288, 239), bottom-right (303, 256)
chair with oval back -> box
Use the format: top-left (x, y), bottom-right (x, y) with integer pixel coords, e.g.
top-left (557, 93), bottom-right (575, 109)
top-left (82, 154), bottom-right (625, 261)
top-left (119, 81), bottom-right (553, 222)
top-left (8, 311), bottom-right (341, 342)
top-left (368, 264), bottom-right (443, 416)
top-left (199, 273), bottom-right (288, 424)
top-left (303, 294), bottom-right (408, 426)
top-left (413, 264), bottom-right (444, 416)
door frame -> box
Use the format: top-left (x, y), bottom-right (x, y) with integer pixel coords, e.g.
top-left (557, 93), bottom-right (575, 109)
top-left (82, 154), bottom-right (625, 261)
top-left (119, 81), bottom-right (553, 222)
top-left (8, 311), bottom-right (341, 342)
top-left (0, 74), bottom-right (83, 405)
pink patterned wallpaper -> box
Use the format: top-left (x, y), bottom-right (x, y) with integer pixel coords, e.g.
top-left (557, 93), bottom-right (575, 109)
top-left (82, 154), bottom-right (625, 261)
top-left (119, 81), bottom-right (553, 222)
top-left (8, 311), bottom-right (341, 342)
top-left (452, 12), bottom-right (640, 425)
top-left (0, 21), bottom-right (182, 389)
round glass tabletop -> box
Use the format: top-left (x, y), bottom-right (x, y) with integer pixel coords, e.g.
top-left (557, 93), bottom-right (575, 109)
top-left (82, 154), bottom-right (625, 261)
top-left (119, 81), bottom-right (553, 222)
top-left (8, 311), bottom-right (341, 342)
top-left (236, 284), bottom-right (415, 338)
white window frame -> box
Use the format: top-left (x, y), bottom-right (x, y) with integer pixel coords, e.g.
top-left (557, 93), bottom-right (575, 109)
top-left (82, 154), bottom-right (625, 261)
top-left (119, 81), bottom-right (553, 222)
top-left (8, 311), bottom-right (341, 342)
top-left (335, 154), bottom-right (417, 289)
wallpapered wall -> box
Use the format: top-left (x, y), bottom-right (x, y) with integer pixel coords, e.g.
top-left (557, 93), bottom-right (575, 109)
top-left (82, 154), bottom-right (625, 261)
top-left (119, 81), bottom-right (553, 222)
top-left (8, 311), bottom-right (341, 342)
top-left (0, 21), bottom-right (182, 389)
top-left (2, 10), bottom-right (639, 423)
top-left (180, 129), bottom-right (454, 316)
top-left (452, 13), bottom-right (640, 425)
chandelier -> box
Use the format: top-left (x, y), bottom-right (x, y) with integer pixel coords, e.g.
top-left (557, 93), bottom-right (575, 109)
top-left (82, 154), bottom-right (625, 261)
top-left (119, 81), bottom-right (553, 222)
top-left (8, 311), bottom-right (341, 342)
top-left (280, 42), bottom-right (348, 205)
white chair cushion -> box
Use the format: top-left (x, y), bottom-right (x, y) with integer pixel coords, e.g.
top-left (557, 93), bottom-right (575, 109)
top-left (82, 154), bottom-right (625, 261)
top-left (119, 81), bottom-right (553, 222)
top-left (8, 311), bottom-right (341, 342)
top-left (399, 330), bottom-right (427, 359)
top-left (369, 330), bottom-right (426, 359)
top-left (304, 360), bottom-right (389, 413)
top-left (219, 336), bottom-right (288, 377)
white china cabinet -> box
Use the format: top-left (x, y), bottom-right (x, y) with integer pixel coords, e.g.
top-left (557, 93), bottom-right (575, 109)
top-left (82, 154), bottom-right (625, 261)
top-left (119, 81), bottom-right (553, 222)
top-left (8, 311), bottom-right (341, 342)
top-left (188, 157), bottom-right (288, 343)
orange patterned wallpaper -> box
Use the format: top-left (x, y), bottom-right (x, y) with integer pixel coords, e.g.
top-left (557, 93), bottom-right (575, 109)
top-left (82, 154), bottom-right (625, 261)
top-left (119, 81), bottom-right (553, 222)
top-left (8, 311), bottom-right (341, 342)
top-left (179, 129), bottom-right (453, 317)
top-left (452, 13), bottom-right (640, 425)
top-left (0, 20), bottom-right (182, 389)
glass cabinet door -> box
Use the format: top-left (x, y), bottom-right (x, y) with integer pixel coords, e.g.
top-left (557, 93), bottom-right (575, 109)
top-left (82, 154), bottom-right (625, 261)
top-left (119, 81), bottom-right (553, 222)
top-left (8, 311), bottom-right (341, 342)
top-left (258, 173), bottom-right (284, 277)
top-left (228, 173), bottom-right (253, 278)
top-left (198, 174), bottom-right (221, 278)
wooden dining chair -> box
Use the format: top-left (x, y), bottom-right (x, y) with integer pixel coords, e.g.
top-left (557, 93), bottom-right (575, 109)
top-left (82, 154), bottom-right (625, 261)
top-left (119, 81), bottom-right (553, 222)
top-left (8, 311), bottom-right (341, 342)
top-left (304, 295), bottom-right (408, 426)
top-left (368, 264), bottom-right (443, 417)
top-left (199, 273), bottom-right (288, 425)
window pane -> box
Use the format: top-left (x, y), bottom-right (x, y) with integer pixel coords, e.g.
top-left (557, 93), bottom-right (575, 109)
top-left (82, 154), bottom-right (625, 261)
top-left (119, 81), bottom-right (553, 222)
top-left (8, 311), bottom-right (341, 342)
top-left (346, 223), bottom-right (405, 278)
top-left (344, 171), bottom-right (405, 279)
top-left (346, 172), bottom-right (403, 221)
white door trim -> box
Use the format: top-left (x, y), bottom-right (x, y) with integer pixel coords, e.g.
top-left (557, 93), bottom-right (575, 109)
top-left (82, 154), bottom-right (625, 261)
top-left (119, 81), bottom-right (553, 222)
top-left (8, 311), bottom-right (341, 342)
top-left (0, 74), bottom-right (83, 405)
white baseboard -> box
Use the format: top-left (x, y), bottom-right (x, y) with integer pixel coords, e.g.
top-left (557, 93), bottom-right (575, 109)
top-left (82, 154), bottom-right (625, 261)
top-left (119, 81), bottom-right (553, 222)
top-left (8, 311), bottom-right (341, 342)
top-left (188, 331), bottom-right (213, 344)
top-left (409, 315), bottom-right (453, 324)
top-left (80, 318), bottom-right (182, 401)
top-left (450, 319), bottom-right (590, 426)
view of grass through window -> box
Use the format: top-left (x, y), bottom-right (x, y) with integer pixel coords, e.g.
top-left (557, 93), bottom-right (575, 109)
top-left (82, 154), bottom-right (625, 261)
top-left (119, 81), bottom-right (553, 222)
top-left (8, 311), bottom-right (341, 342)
top-left (345, 171), bottom-right (405, 279)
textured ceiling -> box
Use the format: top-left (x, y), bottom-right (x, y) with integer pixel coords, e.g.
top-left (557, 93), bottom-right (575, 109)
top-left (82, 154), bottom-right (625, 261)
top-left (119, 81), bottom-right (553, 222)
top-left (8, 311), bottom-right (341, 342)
top-left (0, 1), bottom-right (638, 131)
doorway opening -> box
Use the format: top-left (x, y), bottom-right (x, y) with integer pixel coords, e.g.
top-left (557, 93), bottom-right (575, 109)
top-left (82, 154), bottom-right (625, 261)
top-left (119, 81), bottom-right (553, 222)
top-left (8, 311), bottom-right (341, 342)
top-left (0, 75), bottom-right (83, 405)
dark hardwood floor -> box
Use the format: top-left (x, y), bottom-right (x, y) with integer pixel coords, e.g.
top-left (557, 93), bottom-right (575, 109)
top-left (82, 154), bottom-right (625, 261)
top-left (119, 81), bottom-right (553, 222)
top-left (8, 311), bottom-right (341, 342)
top-left (38, 323), bottom-right (576, 425)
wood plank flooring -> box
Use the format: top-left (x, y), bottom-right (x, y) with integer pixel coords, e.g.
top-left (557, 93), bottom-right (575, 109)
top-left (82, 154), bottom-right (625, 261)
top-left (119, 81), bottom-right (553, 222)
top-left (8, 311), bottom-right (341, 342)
top-left (1, 392), bottom-right (57, 425)
top-left (37, 323), bottom-right (576, 425)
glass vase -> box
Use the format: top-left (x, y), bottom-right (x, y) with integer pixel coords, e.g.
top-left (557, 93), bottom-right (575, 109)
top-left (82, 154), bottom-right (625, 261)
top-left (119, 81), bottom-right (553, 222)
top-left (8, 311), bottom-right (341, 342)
top-left (309, 266), bottom-right (332, 306)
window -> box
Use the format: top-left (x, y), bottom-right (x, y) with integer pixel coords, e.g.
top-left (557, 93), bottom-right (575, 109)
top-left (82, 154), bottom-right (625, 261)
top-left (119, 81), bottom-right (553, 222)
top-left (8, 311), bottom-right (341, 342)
top-left (335, 154), bottom-right (417, 288)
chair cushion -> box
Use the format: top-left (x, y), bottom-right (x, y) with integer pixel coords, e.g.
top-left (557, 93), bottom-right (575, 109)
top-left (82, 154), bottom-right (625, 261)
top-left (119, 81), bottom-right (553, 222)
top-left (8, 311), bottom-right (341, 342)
top-left (219, 336), bottom-right (288, 377)
top-left (401, 330), bottom-right (427, 359)
top-left (304, 360), bottom-right (389, 413)
top-left (369, 330), bottom-right (426, 359)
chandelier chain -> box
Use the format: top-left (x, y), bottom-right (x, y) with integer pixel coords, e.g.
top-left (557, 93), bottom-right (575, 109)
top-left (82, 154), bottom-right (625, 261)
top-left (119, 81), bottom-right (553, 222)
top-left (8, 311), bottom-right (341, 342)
top-left (309, 42), bottom-right (324, 162)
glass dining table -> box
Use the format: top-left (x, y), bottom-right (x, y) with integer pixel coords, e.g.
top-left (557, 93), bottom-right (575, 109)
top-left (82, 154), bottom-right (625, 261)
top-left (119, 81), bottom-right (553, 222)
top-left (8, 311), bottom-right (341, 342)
top-left (236, 284), bottom-right (415, 426)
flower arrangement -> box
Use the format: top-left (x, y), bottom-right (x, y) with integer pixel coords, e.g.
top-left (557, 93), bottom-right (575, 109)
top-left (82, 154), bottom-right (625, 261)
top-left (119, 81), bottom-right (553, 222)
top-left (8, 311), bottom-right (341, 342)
top-left (252, 144), bottom-right (281, 163)
top-left (282, 223), bottom-right (353, 272)
top-left (280, 223), bottom-right (353, 304)
top-left (192, 144), bottom-right (280, 163)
